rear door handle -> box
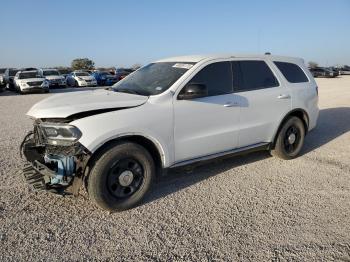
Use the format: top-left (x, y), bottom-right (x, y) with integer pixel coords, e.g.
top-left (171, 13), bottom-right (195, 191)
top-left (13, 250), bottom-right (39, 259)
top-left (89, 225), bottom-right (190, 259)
top-left (223, 101), bottom-right (239, 107)
top-left (277, 94), bottom-right (291, 99)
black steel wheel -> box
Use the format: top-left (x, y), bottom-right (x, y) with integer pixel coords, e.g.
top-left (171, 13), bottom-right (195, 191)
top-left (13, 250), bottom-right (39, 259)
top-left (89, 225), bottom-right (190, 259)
top-left (283, 125), bottom-right (301, 154)
top-left (88, 141), bottom-right (155, 211)
top-left (106, 158), bottom-right (144, 199)
top-left (271, 116), bottom-right (305, 160)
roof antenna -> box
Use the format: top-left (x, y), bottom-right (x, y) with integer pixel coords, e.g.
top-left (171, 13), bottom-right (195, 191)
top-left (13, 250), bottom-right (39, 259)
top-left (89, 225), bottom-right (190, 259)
top-left (265, 52), bottom-right (271, 55)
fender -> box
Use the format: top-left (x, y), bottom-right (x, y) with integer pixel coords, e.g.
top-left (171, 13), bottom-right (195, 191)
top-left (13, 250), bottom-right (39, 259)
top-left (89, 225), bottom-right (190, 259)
top-left (88, 132), bottom-right (168, 168)
top-left (272, 108), bottom-right (309, 146)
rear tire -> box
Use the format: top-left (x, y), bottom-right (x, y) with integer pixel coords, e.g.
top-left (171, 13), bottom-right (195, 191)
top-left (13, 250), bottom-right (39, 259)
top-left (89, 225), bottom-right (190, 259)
top-left (271, 117), bottom-right (305, 160)
top-left (88, 141), bottom-right (155, 212)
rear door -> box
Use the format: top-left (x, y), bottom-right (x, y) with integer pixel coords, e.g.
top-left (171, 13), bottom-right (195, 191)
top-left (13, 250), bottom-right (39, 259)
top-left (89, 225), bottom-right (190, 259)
top-left (232, 60), bottom-right (292, 147)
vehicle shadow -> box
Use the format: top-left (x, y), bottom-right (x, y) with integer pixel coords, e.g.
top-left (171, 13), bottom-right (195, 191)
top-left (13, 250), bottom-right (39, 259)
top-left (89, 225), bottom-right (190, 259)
top-left (302, 107), bottom-right (350, 153)
top-left (144, 107), bottom-right (350, 205)
top-left (144, 150), bottom-right (271, 205)
top-left (0, 90), bottom-right (20, 96)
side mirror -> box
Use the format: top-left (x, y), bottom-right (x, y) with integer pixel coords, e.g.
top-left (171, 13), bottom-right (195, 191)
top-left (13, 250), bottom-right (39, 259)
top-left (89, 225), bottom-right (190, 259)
top-left (178, 83), bottom-right (208, 100)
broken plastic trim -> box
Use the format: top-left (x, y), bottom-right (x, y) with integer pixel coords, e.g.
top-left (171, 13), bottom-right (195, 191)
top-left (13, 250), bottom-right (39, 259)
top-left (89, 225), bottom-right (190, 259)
top-left (20, 131), bottom-right (92, 196)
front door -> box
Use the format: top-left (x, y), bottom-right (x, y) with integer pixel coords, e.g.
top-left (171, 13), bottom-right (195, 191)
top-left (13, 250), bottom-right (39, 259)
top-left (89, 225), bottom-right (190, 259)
top-left (173, 61), bottom-right (241, 163)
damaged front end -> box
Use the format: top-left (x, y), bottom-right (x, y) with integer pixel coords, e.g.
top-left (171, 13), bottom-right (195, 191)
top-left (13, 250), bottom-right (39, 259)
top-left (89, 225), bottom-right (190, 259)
top-left (20, 120), bottom-right (91, 195)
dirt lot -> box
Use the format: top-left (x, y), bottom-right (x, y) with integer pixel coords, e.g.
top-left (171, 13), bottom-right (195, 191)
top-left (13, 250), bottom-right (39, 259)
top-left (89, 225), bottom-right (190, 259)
top-left (0, 77), bottom-right (350, 261)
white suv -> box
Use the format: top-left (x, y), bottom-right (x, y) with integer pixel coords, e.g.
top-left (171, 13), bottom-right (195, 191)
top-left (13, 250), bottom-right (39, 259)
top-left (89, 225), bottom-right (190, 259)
top-left (14, 70), bottom-right (49, 94)
top-left (21, 54), bottom-right (318, 211)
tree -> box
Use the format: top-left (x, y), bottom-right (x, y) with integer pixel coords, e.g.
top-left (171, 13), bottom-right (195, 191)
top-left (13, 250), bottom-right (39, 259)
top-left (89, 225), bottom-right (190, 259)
top-left (308, 61), bottom-right (318, 69)
top-left (71, 58), bottom-right (95, 70)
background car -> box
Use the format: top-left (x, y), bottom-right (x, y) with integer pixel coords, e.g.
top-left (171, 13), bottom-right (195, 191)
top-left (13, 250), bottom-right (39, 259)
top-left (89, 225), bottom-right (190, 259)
top-left (309, 67), bottom-right (337, 78)
top-left (3, 68), bottom-right (20, 90)
top-left (338, 66), bottom-right (350, 75)
top-left (13, 70), bottom-right (49, 94)
top-left (327, 67), bottom-right (340, 77)
top-left (91, 71), bottom-right (119, 86)
top-left (115, 68), bottom-right (134, 81)
top-left (0, 68), bottom-right (6, 92)
top-left (40, 69), bottom-right (66, 88)
top-left (66, 71), bottom-right (97, 87)
top-left (57, 68), bottom-right (73, 79)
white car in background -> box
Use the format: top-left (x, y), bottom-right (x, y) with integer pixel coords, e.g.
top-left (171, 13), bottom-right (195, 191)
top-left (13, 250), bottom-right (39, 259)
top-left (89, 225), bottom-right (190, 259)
top-left (66, 71), bottom-right (97, 87)
top-left (14, 70), bottom-right (49, 94)
top-left (40, 69), bottom-right (66, 88)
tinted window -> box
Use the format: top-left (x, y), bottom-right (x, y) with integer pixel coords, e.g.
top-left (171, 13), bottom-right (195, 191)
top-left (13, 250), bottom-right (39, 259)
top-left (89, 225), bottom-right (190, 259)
top-left (234, 61), bottom-right (279, 92)
top-left (274, 61), bottom-right (308, 83)
top-left (185, 62), bottom-right (232, 96)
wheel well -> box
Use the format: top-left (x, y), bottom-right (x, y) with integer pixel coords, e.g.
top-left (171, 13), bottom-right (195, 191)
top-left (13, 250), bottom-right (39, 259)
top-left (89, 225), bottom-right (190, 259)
top-left (85, 135), bottom-right (163, 178)
top-left (272, 109), bottom-right (309, 147)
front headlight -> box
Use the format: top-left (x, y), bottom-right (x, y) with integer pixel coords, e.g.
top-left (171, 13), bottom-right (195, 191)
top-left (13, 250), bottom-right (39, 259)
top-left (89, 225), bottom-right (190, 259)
top-left (41, 123), bottom-right (82, 146)
top-left (20, 82), bottom-right (28, 87)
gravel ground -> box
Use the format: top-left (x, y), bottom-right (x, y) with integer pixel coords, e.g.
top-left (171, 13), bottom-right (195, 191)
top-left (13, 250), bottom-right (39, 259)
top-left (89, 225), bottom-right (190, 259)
top-left (0, 77), bottom-right (350, 261)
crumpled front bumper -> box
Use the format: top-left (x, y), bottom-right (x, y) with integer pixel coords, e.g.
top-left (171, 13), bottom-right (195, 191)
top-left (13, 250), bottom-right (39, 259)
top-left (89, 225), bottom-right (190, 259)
top-left (20, 131), bottom-right (91, 195)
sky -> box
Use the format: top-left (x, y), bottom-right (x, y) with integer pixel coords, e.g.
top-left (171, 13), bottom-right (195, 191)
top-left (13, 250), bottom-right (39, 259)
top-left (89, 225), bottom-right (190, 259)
top-left (0, 0), bottom-right (349, 68)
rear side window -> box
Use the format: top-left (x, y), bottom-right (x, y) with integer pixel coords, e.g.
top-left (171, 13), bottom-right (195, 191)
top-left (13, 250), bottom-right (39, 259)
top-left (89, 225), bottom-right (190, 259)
top-left (233, 60), bottom-right (279, 92)
top-left (274, 61), bottom-right (308, 83)
top-left (188, 61), bottom-right (233, 96)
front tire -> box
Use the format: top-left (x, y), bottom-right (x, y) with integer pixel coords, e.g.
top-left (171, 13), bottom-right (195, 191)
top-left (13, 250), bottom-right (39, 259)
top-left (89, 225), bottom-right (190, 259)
top-left (88, 141), bottom-right (155, 212)
top-left (271, 117), bottom-right (305, 160)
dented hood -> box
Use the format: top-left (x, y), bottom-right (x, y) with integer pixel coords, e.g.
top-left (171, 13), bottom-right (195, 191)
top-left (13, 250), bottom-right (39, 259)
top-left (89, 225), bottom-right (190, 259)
top-left (27, 89), bottom-right (148, 119)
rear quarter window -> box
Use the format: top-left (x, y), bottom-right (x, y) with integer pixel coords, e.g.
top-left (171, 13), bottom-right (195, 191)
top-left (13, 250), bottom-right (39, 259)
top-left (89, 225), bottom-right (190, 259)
top-left (274, 61), bottom-right (309, 83)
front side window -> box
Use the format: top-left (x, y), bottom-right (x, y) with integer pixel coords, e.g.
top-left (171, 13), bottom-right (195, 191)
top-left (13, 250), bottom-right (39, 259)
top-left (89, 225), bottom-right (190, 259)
top-left (234, 60), bottom-right (279, 92)
top-left (113, 62), bottom-right (194, 96)
top-left (274, 61), bottom-right (308, 83)
top-left (183, 61), bottom-right (233, 97)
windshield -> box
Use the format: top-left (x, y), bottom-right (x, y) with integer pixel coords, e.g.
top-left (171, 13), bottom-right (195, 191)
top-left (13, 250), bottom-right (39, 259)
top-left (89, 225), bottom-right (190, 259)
top-left (75, 72), bottom-right (90, 76)
top-left (43, 70), bottom-right (60, 76)
top-left (112, 62), bottom-right (194, 96)
top-left (19, 71), bottom-right (41, 79)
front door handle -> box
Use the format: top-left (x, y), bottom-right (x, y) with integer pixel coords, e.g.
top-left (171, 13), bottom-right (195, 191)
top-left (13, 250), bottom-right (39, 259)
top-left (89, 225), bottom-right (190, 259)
top-left (223, 101), bottom-right (239, 107)
top-left (277, 94), bottom-right (291, 99)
